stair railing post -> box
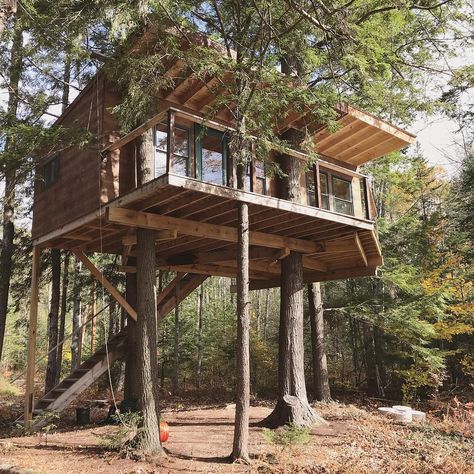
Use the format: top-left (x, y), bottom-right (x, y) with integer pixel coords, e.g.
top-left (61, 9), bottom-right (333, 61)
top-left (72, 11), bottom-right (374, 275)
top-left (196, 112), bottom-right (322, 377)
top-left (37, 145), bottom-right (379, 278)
top-left (24, 245), bottom-right (41, 430)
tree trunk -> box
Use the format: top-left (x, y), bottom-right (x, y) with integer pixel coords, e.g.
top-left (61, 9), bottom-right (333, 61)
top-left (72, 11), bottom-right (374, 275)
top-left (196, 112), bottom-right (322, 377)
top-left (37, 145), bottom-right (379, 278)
top-left (109, 297), bottom-right (116, 336)
top-left (196, 283), bottom-right (204, 389)
top-left (124, 262), bottom-right (139, 401)
top-left (45, 249), bottom-right (61, 393)
top-left (263, 253), bottom-right (325, 427)
top-left (90, 284), bottom-right (96, 353)
top-left (0, 0), bottom-right (17, 39)
top-left (0, 22), bottom-right (22, 361)
top-left (56, 252), bottom-right (70, 383)
top-left (135, 227), bottom-right (164, 457)
top-left (262, 124), bottom-right (324, 427)
top-left (172, 283), bottom-right (180, 395)
top-left (71, 260), bottom-right (82, 370)
top-left (308, 283), bottom-right (332, 402)
top-left (231, 154), bottom-right (251, 462)
top-left (362, 323), bottom-right (381, 396)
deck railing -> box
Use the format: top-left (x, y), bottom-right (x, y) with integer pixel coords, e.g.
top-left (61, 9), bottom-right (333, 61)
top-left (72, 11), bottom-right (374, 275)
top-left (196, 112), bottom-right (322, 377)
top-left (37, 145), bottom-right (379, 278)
top-left (103, 105), bottom-right (377, 221)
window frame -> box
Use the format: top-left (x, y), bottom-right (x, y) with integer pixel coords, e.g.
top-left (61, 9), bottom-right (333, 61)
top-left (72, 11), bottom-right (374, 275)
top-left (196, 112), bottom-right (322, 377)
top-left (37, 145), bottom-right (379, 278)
top-left (305, 165), bottom-right (354, 216)
top-left (195, 124), bottom-right (228, 185)
top-left (331, 174), bottom-right (354, 216)
top-left (39, 155), bottom-right (60, 191)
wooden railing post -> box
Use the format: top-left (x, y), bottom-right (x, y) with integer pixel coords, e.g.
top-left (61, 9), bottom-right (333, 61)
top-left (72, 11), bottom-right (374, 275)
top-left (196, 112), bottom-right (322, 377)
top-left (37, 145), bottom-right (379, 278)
top-left (24, 245), bottom-right (41, 429)
top-left (315, 161), bottom-right (322, 209)
top-left (363, 176), bottom-right (371, 220)
top-left (167, 109), bottom-right (175, 174)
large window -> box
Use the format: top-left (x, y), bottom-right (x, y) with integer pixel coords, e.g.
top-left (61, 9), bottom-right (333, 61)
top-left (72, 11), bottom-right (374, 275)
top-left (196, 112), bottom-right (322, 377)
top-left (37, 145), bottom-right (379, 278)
top-left (154, 123), bottom-right (190, 178)
top-left (172, 126), bottom-right (190, 176)
top-left (154, 122), bottom-right (168, 178)
top-left (306, 168), bottom-right (329, 210)
top-left (196, 125), bottom-right (227, 185)
top-left (306, 167), bottom-right (354, 216)
top-left (40, 155), bottom-right (59, 191)
top-left (254, 160), bottom-right (266, 195)
top-left (319, 172), bottom-right (330, 210)
top-left (332, 175), bottom-right (353, 215)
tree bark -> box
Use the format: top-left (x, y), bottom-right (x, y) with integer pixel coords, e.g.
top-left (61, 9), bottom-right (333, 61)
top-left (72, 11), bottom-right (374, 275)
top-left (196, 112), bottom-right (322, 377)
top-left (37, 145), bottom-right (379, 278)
top-left (196, 283), bottom-right (204, 389)
top-left (308, 283), bottom-right (332, 402)
top-left (172, 283), bottom-right (180, 395)
top-left (262, 125), bottom-right (324, 427)
top-left (56, 252), bottom-right (70, 383)
top-left (124, 261), bottom-right (139, 401)
top-left (45, 249), bottom-right (61, 393)
top-left (0, 22), bottom-right (22, 361)
top-left (263, 253), bottom-right (324, 427)
top-left (109, 297), bottom-right (116, 336)
top-left (0, 0), bottom-right (17, 39)
top-left (71, 260), bottom-right (82, 370)
top-left (231, 155), bottom-right (251, 462)
top-left (135, 227), bottom-right (164, 457)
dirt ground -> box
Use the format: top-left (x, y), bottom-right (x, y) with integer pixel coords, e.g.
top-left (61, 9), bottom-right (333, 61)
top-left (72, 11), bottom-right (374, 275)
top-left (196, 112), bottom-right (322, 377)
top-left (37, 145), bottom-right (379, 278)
top-left (1, 402), bottom-right (473, 474)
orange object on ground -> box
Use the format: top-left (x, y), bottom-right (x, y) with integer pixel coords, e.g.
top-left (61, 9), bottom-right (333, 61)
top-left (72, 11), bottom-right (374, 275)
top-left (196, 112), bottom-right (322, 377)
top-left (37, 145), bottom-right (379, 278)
top-left (160, 421), bottom-right (169, 442)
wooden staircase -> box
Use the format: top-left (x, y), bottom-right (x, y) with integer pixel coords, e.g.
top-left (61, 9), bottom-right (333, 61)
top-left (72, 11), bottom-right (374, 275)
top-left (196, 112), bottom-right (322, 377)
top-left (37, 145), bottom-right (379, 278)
top-left (33, 273), bottom-right (207, 418)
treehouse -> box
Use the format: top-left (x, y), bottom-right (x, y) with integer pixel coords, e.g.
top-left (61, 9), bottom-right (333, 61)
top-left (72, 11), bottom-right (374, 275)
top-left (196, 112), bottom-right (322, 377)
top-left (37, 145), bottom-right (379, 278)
top-left (24, 38), bottom-right (415, 425)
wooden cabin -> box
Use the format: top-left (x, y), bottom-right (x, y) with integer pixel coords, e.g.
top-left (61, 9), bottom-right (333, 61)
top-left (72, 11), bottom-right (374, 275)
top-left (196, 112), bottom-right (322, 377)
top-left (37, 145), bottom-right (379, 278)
top-left (32, 72), bottom-right (415, 287)
top-left (25, 37), bottom-right (415, 425)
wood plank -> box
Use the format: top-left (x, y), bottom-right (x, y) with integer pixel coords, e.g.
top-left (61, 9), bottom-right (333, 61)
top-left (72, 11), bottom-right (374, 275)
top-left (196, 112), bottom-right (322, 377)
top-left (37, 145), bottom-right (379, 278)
top-left (354, 232), bottom-right (368, 267)
top-left (72, 251), bottom-right (137, 320)
top-left (24, 246), bottom-right (41, 429)
top-left (247, 265), bottom-right (379, 290)
top-left (102, 111), bottom-right (167, 153)
top-left (107, 207), bottom-right (324, 254)
top-left (122, 229), bottom-right (178, 246)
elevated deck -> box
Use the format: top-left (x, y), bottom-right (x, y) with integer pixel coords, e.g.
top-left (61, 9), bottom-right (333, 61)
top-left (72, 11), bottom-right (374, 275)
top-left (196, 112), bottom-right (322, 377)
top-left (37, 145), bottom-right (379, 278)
top-left (34, 173), bottom-right (381, 289)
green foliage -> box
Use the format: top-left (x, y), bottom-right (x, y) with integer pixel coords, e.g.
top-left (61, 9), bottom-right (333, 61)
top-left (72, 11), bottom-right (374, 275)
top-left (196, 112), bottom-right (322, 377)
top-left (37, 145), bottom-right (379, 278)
top-left (261, 424), bottom-right (311, 447)
top-left (0, 374), bottom-right (20, 397)
top-left (97, 411), bottom-right (144, 452)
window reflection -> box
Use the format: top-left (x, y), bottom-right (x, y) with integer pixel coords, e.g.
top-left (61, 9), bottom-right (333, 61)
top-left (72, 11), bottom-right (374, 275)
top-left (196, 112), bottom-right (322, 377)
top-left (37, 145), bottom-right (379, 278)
top-left (198, 128), bottom-right (226, 185)
top-left (332, 176), bottom-right (353, 215)
top-left (172, 126), bottom-right (189, 177)
top-left (320, 173), bottom-right (329, 210)
top-left (154, 122), bottom-right (168, 178)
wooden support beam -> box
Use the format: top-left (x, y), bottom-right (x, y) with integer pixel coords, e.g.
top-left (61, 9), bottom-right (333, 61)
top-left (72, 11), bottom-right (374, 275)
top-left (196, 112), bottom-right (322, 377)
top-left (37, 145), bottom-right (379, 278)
top-left (24, 246), bottom-right (41, 430)
top-left (354, 232), bottom-right (368, 267)
top-left (63, 233), bottom-right (93, 242)
top-left (157, 262), bottom-right (268, 279)
top-left (269, 247), bottom-right (290, 266)
top-left (72, 251), bottom-right (137, 321)
top-left (122, 229), bottom-right (178, 246)
top-left (302, 257), bottom-right (327, 272)
top-left (156, 272), bottom-right (186, 308)
top-left (118, 265), bottom-right (137, 273)
top-left (106, 207), bottom-right (323, 254)
top-left (244, 265), bottom-right (379, 291)
top-left (101, 111), bottom-right (167, 153)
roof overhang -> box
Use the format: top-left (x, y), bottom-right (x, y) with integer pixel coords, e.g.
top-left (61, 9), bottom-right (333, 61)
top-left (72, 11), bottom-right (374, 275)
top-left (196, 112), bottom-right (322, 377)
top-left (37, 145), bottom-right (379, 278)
top-left (312, 103), bottom-right (416, 166)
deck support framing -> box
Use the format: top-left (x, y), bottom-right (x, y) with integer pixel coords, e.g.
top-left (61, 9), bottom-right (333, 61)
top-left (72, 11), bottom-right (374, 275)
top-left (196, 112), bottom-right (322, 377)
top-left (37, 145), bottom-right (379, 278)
top-left (24, 245), bottom-right (41, 429)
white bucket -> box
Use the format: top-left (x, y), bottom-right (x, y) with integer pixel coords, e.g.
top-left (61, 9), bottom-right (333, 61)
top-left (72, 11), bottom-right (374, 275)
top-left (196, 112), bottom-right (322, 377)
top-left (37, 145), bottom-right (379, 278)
top-left (411, 410), bottom-right (426, 422)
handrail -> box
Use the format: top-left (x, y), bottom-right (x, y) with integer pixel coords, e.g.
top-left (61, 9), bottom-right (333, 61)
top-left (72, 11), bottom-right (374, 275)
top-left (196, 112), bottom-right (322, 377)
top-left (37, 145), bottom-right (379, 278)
top-left (9, 303), bottom-right (111, 385)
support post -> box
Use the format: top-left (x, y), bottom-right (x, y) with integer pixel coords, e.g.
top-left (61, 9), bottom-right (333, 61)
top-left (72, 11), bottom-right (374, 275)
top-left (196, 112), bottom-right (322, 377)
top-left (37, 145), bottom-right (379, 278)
top-left (24, 246), bottom-right (41, 429)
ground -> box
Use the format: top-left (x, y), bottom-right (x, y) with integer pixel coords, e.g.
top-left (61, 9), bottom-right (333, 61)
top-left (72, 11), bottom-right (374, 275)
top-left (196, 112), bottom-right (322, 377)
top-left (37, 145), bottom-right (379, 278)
top-left (1, 398), bottom-right (473, 474)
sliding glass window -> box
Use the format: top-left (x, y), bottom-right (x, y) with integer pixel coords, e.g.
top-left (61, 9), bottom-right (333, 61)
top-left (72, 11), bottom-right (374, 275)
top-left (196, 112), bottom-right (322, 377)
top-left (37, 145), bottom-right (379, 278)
top-left (195, 125), bottom-right (227, 185)
top-left (154, 122), bottom-right (168, 178)
top-left (171, 126), bottom-right (190, 176)
top-left (332, 175), bottom-right (354, 215)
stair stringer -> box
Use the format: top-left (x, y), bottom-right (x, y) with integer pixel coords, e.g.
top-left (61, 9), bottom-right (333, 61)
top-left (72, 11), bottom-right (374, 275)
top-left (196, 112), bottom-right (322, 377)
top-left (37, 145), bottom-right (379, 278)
top-left (35, 334), bottom-right (126, 415)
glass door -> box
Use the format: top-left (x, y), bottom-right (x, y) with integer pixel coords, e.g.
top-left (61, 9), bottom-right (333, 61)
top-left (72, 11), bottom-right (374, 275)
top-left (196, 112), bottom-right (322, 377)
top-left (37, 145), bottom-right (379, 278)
top-left (195, 125), bottom-right (227, 185)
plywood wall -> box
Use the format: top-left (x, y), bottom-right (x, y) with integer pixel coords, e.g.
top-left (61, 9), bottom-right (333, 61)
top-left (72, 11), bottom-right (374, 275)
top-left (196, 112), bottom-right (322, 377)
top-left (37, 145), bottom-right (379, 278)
top-left (32, 75), bottom-right (121, 239)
